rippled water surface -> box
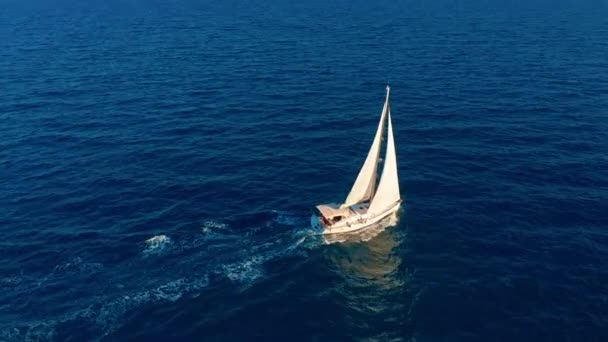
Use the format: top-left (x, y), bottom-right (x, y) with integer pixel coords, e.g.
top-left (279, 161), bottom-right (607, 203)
top-left (1, 0), bottom-right (608, 341)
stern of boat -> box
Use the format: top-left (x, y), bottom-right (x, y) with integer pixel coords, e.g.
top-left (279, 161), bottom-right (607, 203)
top-left (310, 213), bottom-right (324, 232)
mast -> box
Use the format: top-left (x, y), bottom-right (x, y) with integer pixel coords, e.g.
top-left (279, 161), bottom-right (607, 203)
top-left (342, 86), bottom-right (390, 208)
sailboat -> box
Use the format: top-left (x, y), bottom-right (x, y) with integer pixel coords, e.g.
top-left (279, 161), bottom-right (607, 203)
top-left (311, 85), bottom-right (401, 234)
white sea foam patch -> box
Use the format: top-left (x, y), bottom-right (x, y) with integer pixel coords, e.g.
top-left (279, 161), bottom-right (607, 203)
top-left (220, 256), bottom-right (265, 282)
top-left (144, 215), bottom-right (314, 287)
top-left (0, 324), bottom-right (54, 342)
top-left (143, 234), bottom-right (172, 255)
top-left (202, 220), bottom-right (228, 232)
top-left (0, 275), bottom-right (210, 342)
top-left (0, 276), bottom-right (24, 287)
top-left (201, 220), bottom-right (231, 238)
top-left (1, 257), bottom-right (104, 296)
top-left (217, 229), bottom-right (315, 284)
top-left (0, 216), bottom-right (317, 341)
top-left (89, 275), bottom-right (210, 331)
top-left (53, 256), bottom-right (103, 274)
top-left (271, 210), bottom-right (303, 226)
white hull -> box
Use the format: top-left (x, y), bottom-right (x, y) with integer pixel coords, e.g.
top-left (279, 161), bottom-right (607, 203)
top-left (311, 201), bottom-right (401, 235)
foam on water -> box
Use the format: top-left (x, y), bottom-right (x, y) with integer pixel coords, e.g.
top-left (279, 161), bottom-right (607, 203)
top-left (52, 256), bottom-right (103, 274)
top-left (221, 256), bottom-right (265, 283)
top-left (200, 220), bottom-right (234, 241)
top-left (89, 275), bottom-right (210, 332)
top-left (0, 209), bottom-right (317, 341)
top-left (0, 257), bottom-right (105, 301)
top-left (143, 234), bottom-right (172, 256)
top-left (208, 212), bottom-right (316, 284)
top-left (271, 210), bottom-right (304, 226)
top-left (0, 274), bottom-right (211, 342)
top-left (202, 220), bottom-right (228, 233)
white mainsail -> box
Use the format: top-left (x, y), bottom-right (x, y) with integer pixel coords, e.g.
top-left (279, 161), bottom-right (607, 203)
top-left (342, 87), bottom-right (390, 208)
top-left (368, 108), bottom-right (400, 215)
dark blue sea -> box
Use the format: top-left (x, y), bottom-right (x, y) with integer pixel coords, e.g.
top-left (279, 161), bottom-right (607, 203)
top-left (2, 0), bottom-right (608, 341)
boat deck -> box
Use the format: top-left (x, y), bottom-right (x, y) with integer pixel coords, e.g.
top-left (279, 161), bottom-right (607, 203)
top-left (349, 202), bottom-right (369, 216)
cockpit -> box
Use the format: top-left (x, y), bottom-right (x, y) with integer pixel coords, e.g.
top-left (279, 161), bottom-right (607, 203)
top-left (314, 204), bottom-right (351, 227)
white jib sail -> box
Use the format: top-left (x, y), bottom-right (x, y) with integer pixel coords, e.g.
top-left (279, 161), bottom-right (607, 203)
top-left (368, 108), bottom-right (400, 216)
top-left (342, 87), bottom-right (390, 208)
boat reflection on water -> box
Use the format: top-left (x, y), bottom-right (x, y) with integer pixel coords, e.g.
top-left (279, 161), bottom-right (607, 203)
top-left (323, 212), bottom-right (404, 289)
top-left (320, 211), bottom-right (410, 339)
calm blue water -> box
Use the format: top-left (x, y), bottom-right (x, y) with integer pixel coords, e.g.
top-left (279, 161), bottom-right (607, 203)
top-left (2, 0), bottom-right (608, 341)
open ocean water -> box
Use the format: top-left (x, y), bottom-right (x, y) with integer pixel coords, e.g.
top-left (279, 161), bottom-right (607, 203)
top-left (1, 0), bottom-right (608, 341)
